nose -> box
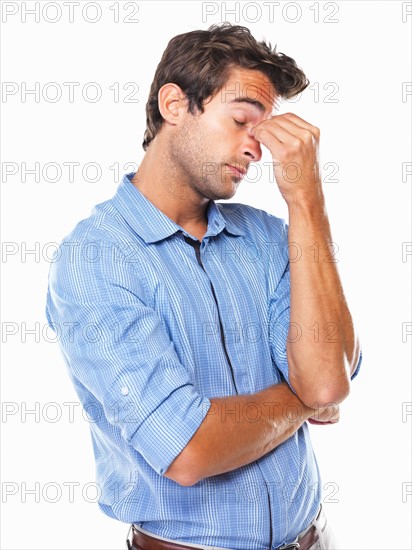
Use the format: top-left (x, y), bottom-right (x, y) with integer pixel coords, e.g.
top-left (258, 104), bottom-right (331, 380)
top-left (242, 129), bottom-right (262, 163)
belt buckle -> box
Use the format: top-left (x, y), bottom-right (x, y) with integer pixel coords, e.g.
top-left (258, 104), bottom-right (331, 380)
top-left (278, 543), bottom-right (300, 550)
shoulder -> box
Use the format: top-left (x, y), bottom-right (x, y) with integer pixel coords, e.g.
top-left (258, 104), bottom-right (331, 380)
top-left (57, 195), bottom-right (146, 259)
top-left (60, 198), bottom-right (130, 245)
top-left (48, 199), bottom-right (143, 298)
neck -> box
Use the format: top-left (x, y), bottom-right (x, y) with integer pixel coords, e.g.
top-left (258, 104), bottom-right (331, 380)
top-left (131, 136), bottom-right (209, 236)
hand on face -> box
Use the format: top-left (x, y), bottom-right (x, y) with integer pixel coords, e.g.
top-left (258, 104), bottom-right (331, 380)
top-left (250, 113), bottom-right (321, 207)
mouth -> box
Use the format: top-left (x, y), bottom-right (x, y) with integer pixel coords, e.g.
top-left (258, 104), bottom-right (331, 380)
top-left (226, 164), bottom-right (247, 178)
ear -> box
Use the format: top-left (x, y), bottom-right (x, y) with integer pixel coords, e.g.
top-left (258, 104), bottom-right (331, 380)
top-left (158, 83), bottom-right (188, 126)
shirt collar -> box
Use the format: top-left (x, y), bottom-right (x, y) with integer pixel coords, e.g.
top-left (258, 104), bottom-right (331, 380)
top-left (112, 172), bottom-right (244, 244)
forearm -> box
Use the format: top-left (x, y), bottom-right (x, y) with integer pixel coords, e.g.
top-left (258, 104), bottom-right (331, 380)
top-left (287, 194), bottom-right (360, 407)
top-left (164, 382), bottom-right (313, 486)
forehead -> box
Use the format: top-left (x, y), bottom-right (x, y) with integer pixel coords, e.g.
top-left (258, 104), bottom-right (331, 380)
top-left (215, 67), bottom-right (278, 116)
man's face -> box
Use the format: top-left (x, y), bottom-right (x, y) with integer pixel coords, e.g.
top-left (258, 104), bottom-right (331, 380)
top-left (169, 67), bottom-right (278, 201)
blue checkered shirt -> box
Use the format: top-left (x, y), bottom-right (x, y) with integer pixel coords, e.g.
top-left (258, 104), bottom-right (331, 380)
top-left (45, 172), bottom-right (361, 549)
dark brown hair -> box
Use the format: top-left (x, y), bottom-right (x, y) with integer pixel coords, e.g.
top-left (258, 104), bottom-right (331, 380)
top-left (142, 23), bottom-right (309, 150)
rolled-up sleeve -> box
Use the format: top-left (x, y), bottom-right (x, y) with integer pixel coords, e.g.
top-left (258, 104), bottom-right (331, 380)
top-left (267, 262), bottom-right (293, 385)
top-left (267, 263), bottom-right (362, 387)
top-left (46, 236), bottom-right (211, 476)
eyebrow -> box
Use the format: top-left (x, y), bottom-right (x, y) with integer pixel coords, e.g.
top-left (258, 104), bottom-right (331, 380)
top-left (228, 97), bottom-right (267, 113)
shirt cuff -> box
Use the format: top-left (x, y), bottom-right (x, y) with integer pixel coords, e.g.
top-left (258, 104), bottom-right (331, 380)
top-left (350, 347), bottom-right (363, 381)
top-left (129, 386), bottom-right (211, 476)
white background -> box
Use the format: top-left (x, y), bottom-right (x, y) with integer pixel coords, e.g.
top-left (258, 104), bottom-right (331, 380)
top-left (1, 1), bottom-right (411, 549)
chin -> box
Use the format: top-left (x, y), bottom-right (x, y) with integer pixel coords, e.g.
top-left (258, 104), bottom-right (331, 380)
top-left (200, 175), bottom-right (239, 201)
top-left (213, 188), bottom-right (238, 201)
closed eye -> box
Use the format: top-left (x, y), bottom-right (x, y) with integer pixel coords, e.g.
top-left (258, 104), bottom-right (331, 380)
top-left (234, 119), bottom-right (246, 126)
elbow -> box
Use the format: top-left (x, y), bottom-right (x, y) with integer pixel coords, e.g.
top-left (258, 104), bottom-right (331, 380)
top-left (297, 384), bottom-right (350, 410)
top-left (287, 344), bottom-right (353, 408)
top-left (290, 364), bottom-right (351, 409)
top-left (314, 378), bottom-right (350, 408)
top-left (163, 448), bottom-right (202, 487)
top-left (166, 469), bottom-right (200, 487)
top-left (176, 476), bottom-right (200, 487)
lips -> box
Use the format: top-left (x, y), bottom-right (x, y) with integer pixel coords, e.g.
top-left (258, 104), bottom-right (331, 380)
top-left (226, 164), bottom-right (247, 177)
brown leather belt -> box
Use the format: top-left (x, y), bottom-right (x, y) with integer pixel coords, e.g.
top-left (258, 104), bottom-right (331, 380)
top-left (129, 524), bottom-right (319, 550)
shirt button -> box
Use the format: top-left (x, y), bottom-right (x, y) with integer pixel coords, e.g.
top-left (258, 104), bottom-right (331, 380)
top-left (120, 386), bottom-right (129, 396)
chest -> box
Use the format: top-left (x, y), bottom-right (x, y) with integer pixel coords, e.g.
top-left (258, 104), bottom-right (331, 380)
top-left (135, 235), bottom-right (281, 394)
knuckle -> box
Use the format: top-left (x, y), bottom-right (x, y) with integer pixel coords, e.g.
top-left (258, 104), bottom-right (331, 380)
top-left (302, 129), bottom-right (313, 143)
top-left (290, 138), bottom-right (302, 152)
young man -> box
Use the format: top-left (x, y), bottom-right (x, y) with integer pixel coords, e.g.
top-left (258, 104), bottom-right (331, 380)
top-left (46, 23), bottom-right (361, 550)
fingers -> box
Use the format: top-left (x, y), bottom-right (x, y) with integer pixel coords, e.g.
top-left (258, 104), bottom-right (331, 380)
top-left (249, 112), bottom-right (321, 204)
top-left (251, 113), bottom-right (320, 147)
top-left (308, 418), bottom-right (333, 425)
top-left (308, 420), bottom-right (338, 425)
top-left (249, 126), bottom-right (286, 159)
top-left (253, 121), bottom-right (300, 147)
top-left (309, 403), bottom-right (340, 424)
top-left (282, 112), bottom-right (320, 141)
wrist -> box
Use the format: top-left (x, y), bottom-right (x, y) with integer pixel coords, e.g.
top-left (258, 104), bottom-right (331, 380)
top-left (285, 189), bottom-right (326, 217)
top-left (286, 195), bottom-right (329, 233)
